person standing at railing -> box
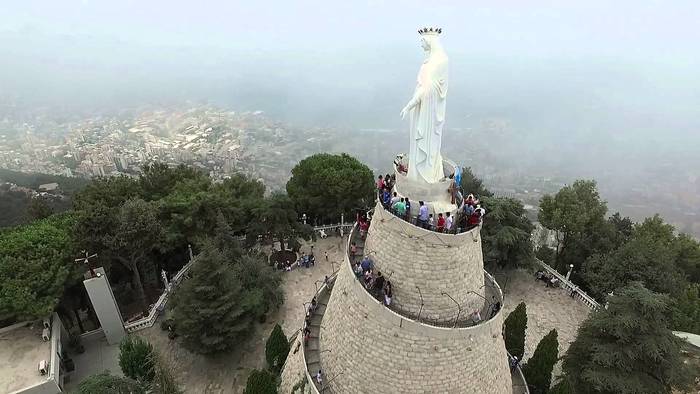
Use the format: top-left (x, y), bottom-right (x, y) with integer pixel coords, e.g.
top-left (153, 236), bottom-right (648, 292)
top-left (354, 261), bottom-right (363, 278)
top-left (382, 189), bottom-right (391, 208)
top-left (418, 200), bottom-right (429, 228)
top-left (393, 198), bottom-right (407, 217)
top-left (376, 174), bottom-right (385, 192)
top-left (384, 281), bottom-right (393, 306)
top-left (445, 211), bottom-right (453, 233)
top-left (390, 191), bottom-right (400, 206)
top-left (404, 198), bottom-right (412, 222)
top-left (428, 214), bottom-right (435, 230)
top-left (373, 271), bottom-right (385, 297)
top-left (437, 212), bottom-right (446, 232)
top-left (470, 309), bottom-right (481, 324)
top-left (359, 220), bottom-right (369, 240)
top-left (447, 174), bottom-right (458, 204)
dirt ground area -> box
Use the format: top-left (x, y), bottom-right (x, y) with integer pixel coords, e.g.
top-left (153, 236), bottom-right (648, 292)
top-left (499, 268), bottom-right (591, 377)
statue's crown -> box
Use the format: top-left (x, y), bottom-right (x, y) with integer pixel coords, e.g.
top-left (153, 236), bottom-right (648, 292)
top-left (418, 27), bottom-right (442, 35)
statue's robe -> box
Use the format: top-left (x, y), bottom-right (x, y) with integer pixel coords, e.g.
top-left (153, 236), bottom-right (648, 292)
top-left (408, 52), bottom-right (448, 184)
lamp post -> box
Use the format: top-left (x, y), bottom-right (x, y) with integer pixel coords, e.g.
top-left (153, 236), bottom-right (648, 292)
top-left (566, 264), bottom-right (574, 281)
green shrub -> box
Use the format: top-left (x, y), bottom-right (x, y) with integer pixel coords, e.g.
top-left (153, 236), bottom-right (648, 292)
top-left (245, 369), bottom-right (278, 394)
top-left (118, 336), bottom-right (155, 382)
top-left (76, 372), bottom-right (146, 394)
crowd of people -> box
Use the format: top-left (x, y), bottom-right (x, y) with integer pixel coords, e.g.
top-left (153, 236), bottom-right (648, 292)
top-left (353, 255), bottom-right (394, 306)
top-left (275, 251), bottom-right (316, 272)
top-left (378, 175), bottom-right (486, 234)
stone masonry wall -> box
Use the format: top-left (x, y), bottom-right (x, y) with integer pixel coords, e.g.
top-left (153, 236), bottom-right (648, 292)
top-left (279, 334), bottom-right (314, 394)
top-left (319, 259), bottom-right (512, 394)
top-left (365, 202), bottom-right (486, 322)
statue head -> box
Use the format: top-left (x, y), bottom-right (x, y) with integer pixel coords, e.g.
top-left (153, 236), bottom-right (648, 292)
top-left (417, 27), bottom-right (443, 54)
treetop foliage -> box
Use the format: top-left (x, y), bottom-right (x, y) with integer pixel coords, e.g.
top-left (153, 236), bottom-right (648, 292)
top-left (0, 213), bottom-right (79, 321)
top-left (561, 282), bottom-right (694, 394)
top-left (481, 195), bottom-right (534, 268)
top-left (171, 216), bottom-right (282, 356)
top-left (457, 168), bottom-right (535, 269)
top-left (458, 166), bottom-right (493, 198)
top-left (286, 153), bottom-right (375, 222)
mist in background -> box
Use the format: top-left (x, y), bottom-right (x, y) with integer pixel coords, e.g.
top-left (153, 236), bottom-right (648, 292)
top-left (2, 0), bottom-right (700, 231)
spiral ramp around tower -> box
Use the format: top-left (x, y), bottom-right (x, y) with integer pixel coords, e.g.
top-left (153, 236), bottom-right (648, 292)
top-left (280, 162), bottom-right (526, 394)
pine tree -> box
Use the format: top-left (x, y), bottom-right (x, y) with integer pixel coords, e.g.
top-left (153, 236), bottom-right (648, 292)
top-left (522, 329), bottom-right (559, 394)
top-left (119, 335), bottom-right (155, 382)
top-left (266, 324), bottom-right (290, 374)
top-left (245, 369), bottom-right (278, 394)
top-left (504, 302), bottom-right (527, 359)
top-left (561, 282), bottom-right (694, 394)
top-left (172, 243), bottom-right (258, 354)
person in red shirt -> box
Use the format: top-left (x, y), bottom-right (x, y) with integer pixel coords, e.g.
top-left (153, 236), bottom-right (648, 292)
top-left (436, 213), bottom-right (446, 232)
top-left (360, 220), bottom-right (369, 239)
top-left (376, 175), bottom-right (385, 191)
top-left (468, 210), bottom-right (482, 227)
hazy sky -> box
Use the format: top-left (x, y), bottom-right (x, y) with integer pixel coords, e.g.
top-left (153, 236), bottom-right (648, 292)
top-left (2, 1), bottom-right (699, 146)
top-left (4, 1), bottom-right (700, 56)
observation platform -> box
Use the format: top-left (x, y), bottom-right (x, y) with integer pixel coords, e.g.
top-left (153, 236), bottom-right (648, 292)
top-left (392, 156), bottom-right (458, 216)
top-left (365, 201), bottom-right (487, 322)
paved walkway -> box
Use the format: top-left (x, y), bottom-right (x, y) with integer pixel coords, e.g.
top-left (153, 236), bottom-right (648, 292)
top-left (499, 268), bottom-right (591, 377)
top-left (139, 236), bottom-right (346, 394)
top-left (64, 332), bottom-right (121, 391)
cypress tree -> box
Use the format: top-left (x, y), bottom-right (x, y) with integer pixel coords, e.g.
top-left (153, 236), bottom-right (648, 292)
top-left (172, 243), bottom-right (258, 354)
top-left (504, 301), bottom-right (528, 359)
top-left (265, 324), bottom-right (290, 374)
top-left (522, 329), bottom-right (559, 394)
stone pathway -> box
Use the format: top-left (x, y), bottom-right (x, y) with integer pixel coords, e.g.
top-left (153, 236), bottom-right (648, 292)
top-left (138, 236), bottom-right (347, 394)
top-left (499, 268), bottom-right (591, 378)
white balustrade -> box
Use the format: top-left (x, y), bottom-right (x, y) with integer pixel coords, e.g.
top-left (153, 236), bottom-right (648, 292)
top-left (536, 260), bottom-right (601, 311)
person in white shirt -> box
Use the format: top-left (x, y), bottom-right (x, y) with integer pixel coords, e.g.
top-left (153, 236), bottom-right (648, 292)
top-left (390, 192), bottom-right (401, 205)
top-left (316, 370), bottom-right (323, 384)
top-left (445, 212), bottom-right (454, 233)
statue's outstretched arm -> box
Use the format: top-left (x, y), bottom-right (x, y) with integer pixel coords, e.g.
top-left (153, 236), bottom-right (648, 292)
top-left (400, 86), bottom-right (425, 119)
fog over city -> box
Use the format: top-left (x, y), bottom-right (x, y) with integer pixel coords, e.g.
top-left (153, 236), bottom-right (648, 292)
top-left (2, 1), bottom-right (700, 234)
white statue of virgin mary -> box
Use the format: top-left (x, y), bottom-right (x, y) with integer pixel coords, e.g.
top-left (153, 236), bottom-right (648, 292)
top-left (400, 27), bottom-right (448, 184)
